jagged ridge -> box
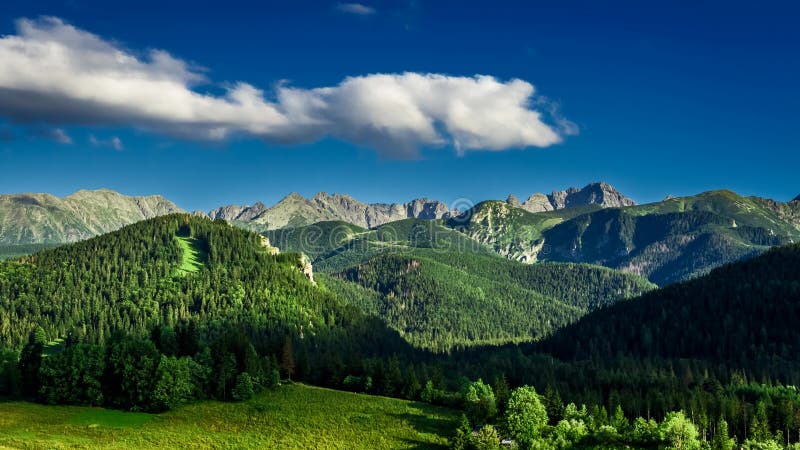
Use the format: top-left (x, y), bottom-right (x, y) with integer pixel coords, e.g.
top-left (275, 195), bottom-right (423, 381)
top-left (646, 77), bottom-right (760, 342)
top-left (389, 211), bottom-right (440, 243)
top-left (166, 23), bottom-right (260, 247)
top-left (509, 181), bottom-right (636, 213)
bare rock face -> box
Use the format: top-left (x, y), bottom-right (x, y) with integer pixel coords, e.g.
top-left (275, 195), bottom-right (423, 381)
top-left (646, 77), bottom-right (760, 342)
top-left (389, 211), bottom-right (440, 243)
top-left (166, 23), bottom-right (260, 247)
top-left (521, 193), bottom-right (554, 213)
top-left (299, 253), bottom-right (315, 284)
top-left (259, 236), bottom-right (280, 255)
top-left (506, 194), bottom-right (521, 207)
top-left (509, 182), bottom-right (636, 213)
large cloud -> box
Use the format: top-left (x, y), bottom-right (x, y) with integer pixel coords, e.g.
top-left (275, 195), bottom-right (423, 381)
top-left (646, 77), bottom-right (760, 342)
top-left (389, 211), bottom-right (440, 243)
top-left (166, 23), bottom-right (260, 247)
top-left (0, 17), bottom-right (572, 158)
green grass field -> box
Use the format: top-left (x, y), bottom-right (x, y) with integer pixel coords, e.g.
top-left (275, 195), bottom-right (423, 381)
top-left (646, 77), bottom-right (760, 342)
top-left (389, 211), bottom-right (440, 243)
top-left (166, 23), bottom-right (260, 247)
top-left (174, 235), bottom-right (207, 274)
top-left (0, 383), bottom-right (457, 449)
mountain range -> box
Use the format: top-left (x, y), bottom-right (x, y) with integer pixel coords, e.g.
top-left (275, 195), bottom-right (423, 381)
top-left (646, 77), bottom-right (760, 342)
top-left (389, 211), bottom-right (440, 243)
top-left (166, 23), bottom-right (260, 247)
top-left (202, 192), bottom-right (449, 230)
top-left (2, 183), bottom-right (798, 285)
top-left (0, 182), bottom-right (627, 245)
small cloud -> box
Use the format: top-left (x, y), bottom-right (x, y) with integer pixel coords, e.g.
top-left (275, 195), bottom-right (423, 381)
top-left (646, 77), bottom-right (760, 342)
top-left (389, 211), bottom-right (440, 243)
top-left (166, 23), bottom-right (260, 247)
top-left (30, 127), bottom-right (72, 144)
top-left (90, 134), bottom-right (123, 151)
top-left (336, 2), bottom-right (376, 15)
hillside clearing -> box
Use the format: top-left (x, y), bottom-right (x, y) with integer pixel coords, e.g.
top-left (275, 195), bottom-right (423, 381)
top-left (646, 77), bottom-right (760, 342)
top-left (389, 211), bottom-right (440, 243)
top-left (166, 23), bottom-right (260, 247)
top-left (174, 235), bottom-right (207, 274)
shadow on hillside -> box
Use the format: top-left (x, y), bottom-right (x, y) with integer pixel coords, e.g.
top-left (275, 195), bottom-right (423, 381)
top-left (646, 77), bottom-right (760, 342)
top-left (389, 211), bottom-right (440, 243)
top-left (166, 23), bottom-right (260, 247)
top-left (388, 404), bottom-right (456, 449)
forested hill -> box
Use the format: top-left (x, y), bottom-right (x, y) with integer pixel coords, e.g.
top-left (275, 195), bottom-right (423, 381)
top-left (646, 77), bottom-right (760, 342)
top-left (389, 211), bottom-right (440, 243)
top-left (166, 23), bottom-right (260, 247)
top-left (541, 242), bottom-right (800, 368)
top-left (320, 248), bottom-right (654, 351)
top-left (257, 217), bottom-right (655, 351)
top-left (0, 214), bottom-right (409, 358)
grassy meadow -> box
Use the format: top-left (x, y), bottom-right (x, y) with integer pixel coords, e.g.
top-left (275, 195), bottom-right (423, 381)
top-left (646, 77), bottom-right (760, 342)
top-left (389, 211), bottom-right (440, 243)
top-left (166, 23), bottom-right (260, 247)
top-left (0, 383), bottom-right (457, 449)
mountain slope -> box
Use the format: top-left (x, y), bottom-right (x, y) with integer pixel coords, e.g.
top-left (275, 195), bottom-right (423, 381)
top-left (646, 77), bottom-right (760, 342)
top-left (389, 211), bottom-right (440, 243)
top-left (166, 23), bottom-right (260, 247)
top-left (449, 190), bottom-right (800, 285)
top-left (311, 222), bottom-right (653, 350)
top-left (446, 200), bottom-right (602, 262)
top-left (262, 217), bottom-right (653, 351)
top-left (324, 252), bottom-right (584, 351)
top-left (0, 189), bottom-right (183, 245)
top-left (542, 242), bottom-right (800, 367)
top-left (207, 192), bottom-right (449, 230)
top-left (265, 218), bottom-right (492, 272)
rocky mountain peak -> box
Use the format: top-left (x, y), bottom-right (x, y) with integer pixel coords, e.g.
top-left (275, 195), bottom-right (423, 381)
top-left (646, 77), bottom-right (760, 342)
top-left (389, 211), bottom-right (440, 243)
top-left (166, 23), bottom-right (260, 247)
top-left (282, 192), bottom-right (306, 202)
top-left (794, 194), bottom-right (800, 203)
top-left (506, 194), bottom-right (521, 207)
top-left (508, 182), bottom-right (636, 213)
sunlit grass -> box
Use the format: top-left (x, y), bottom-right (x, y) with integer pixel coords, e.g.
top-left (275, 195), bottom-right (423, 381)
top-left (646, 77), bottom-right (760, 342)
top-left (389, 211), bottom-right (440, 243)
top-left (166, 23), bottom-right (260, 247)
top-left (175, 235), bottom-right (207, 274)
top-left (0, 383), bottom-right (457, 449)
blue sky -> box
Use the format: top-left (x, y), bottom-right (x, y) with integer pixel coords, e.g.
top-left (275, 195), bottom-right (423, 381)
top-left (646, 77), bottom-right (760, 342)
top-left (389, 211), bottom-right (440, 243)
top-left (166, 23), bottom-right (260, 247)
top-left (0, 0), bottom-right (798, 211)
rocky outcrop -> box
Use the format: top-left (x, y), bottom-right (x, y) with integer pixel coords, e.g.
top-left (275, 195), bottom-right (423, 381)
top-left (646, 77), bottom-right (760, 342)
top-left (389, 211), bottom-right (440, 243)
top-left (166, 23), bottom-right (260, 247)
top-left (520, 193), bottom-right (554, 213)
top-left (299, 253), bottom-right (315, 284)
top-left (506, 194), bottom-right (521, 207)
top-left (0, 189), bottom-right (184, 245)
top-left (259, 236), bottom-right (280, 255)
top-left (510, 182), bottom-right (636, 213)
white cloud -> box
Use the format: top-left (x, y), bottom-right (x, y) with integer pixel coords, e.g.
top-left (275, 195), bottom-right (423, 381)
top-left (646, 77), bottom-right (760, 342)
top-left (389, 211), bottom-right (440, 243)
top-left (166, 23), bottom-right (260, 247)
top-left (0, 17), bottom-right (572, 158)
top-left (335, 3), bottom-right (376, 15)
top-left (90, 134), bottom-right (123, 151)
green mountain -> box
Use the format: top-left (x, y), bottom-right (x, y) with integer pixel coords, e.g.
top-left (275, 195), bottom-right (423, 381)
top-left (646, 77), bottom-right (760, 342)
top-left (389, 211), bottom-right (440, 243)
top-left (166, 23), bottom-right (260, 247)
top-left (542, 241), bottom-right (800, 368)
top-left (321, 248), bottom-right (654, 351)
top-left (448, 190), bottom-right (800, 285)
top-left (265, 218), bottom-right (654, 351)
top-left (263, 220), bottom-right (367, 261)
top-left (264, 218), bottom-right (493, 273)
top-left (0, 189), bottom-right (183, 245)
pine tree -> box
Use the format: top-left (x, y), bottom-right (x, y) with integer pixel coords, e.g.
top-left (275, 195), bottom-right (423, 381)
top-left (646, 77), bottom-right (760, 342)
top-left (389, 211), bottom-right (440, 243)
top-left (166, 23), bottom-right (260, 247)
top-left (232, 372), bottom-right (254, 401)
top-left (280, 337), bottom-right (295, 381)
top-left (711, 418), bottom-right (735, 450)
